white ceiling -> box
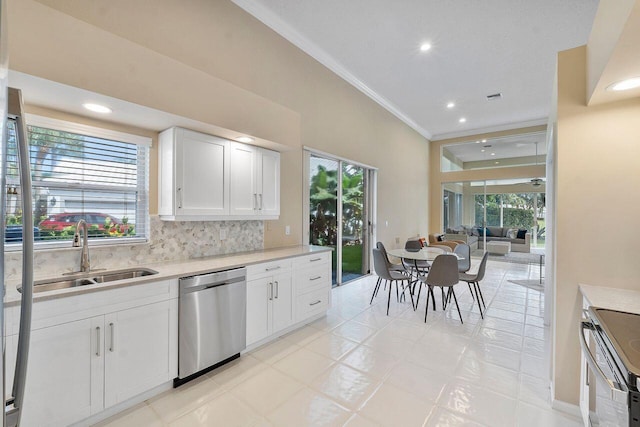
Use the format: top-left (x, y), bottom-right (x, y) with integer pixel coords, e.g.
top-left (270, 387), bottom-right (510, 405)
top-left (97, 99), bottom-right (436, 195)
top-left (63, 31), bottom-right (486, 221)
top-left (444, 131), bottom-right (547, 163)
top-left (233, 0), bottom-right (599, 140)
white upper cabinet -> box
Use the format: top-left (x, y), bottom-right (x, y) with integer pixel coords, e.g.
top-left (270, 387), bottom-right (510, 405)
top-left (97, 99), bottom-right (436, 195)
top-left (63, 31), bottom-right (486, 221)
top-left (229, 142), bottom-right (280, 218)
top-left (159, 127), bottom-right (280, 221)
top-left (258, 148), bottom-right (281, 217)
top-left (159, 128), bottom-right (230, 219)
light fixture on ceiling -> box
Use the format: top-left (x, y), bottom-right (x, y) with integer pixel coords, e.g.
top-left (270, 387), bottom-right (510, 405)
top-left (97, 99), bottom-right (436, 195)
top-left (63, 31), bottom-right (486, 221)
top-left (531, 141), bottom-right (544, 187)
top-left (475, 140), bottom-right (480, 144)
top-left (82, 103), bottom-right (112, 114)
top-left (420, 43), bottom-right (432, 52)
top-left (481, 139), bottom-right (487, 143)
top-left (236, 136), bottom-right (254, 143)
top-left (446, 102), bottom-right (455, 109)
top-left (459, 117), bottom-right (466, 123)
top-left (607, 77), bottom-right (640, 92)
top-left (490, 152), bottom-right (496, 156)
top-left (495, 161), bottom-right (499, 164)
top-left (481, 149), bottom-right (485, 153)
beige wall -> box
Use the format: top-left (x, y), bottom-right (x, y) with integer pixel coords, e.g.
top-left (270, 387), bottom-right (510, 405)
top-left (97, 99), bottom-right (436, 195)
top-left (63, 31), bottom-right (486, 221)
top-left (429, 126), bottom-right (546, 233)
top-left (554, 45), bottom-right (640, 405)
top-left (9, 0), bottom-right (429, 249)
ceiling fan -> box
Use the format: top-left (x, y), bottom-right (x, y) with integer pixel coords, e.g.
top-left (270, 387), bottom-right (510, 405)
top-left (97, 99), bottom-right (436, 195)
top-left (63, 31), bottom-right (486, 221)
top-left (530, 141), bottom-right (544, 187)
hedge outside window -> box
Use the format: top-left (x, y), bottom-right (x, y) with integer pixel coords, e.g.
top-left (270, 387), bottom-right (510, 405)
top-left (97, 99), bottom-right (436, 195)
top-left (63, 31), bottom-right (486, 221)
top-left (4, 115), bottom-right (150, 247)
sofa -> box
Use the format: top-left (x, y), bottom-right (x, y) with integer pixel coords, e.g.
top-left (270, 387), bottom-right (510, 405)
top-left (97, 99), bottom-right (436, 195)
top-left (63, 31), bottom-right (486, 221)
top-left (445, 226), bottom-right (531, 253)
top-left (428, 233), bottom-right (464, 251)
top-left (443, 233), bottom-right (479, 251)
top-left (478, 226), bottom-right (531, 253)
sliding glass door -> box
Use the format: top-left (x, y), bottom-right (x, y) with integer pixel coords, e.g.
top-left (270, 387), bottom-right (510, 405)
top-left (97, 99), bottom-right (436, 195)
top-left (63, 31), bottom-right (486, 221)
top-left (307, 152), bottom-right (374, 286)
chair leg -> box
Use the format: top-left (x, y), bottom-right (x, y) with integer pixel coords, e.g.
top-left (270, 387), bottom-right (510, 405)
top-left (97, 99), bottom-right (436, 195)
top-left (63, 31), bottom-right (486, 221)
top-left (406, 280), bottom-right (415, 309)
top-left (429, 287), bottom-right (436, 310)
top-left (396, 281), bottom-right (400, 302)
top-left (424, 285), bottom-right (432, 322)
top-left (414, 282), bottom-right (422, 311)
top-left (473, 282), bottom-right (484, 319)
top-left (467, 282), bottom-right (475, 301)
top-left (450, 288), bottom-right (464, 324)
top-left (386, 279), bottom-right (393, 315)
top-left (477, 282), bottom-right (486, 309)
top-left (370, 278), bottom-right (381, 305)
top-left (441, 287), bottom-right (447, 310)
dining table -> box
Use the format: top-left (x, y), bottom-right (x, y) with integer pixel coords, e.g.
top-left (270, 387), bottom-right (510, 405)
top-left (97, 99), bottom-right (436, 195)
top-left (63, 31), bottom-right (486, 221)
top-left (386, 247), bottom-right (464, 311)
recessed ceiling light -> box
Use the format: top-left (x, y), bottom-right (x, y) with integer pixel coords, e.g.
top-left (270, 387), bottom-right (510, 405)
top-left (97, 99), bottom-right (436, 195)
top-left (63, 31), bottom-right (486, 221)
top-left (481, 139), bottom-right (487, 143)
top-left (607, 77), bottom-right (640, 91)
top-left (495, 161), bottom-right (500, 164)
top-left (481, 149), bottom-right (485, 153)
top-left (475, 140), bottom-right (480, 144)
top-left (490, 153), bottom-right (496, 156)
top-left (420, 43), bottom-right (432, 52)
top-left (446, 102), bottom-right (455, 109)
top-left (82, 103), bottom-right (112, 114)
top-left (236, 136), bottom-right (254, 143)
top-left (459, 118), bottom-right (467, 123)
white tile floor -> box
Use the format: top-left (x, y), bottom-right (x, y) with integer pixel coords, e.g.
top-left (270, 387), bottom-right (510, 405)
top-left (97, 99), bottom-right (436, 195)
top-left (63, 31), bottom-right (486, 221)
top-left (97, 259), bottom-right (581, 427)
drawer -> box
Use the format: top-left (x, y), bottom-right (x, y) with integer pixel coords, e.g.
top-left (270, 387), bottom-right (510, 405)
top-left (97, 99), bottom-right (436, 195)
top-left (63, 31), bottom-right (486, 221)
top-left (247, 259), bottom-right (292, 280)
top-left (296, 288), bottom-right (330, 322)
top-left (292, 252), bottom-right (331, 269)
top-left (294, 265), bottom-right (331, 295)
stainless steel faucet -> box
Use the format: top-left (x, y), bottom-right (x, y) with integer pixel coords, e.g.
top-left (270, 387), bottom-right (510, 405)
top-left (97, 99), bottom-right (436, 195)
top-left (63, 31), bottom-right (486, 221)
top-left (73, 219), bottom-right (91, 272)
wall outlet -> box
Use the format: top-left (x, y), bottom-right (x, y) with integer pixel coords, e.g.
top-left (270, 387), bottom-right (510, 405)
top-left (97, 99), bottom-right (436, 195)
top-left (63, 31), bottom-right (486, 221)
top-left (220, 228), bottom-right (227, 240)
top-left (285, 225), bottom-right (291, 235)
top-left (395, 237), bottom-right (400, 244)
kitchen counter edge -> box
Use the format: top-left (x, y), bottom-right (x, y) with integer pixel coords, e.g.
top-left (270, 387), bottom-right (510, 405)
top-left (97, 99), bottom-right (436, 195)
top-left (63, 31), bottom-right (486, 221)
top-left (579, 283), bottom-right (640, 315)
top-left (4, 245), bottom-right (333, 306)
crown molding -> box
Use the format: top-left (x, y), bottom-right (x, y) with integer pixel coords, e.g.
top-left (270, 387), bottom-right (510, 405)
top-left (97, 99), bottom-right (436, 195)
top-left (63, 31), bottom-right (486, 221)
top-left (232, 0), bottom-right (432, 140)
top-left (431, 118), bottom-right (548, 141)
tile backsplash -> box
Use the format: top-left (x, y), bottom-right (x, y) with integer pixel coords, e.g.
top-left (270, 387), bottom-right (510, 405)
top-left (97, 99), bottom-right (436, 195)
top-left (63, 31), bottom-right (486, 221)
top-left (4, 216), bottom-right (264, 282)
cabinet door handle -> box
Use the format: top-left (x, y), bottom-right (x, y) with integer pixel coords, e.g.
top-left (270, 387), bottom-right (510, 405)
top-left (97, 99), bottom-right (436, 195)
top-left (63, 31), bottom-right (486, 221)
top-left (96, 326), bottom-right (101, 356)
top-left (309, 300), bottom-right (322, 306)
top-left (253, 193), bottom-right (258, 210)
top-left (259, 194), bottom-right (263, 210)
top-left (109, 322), bottom-right (115, 352)
top-left (177, 187), bottom-right (183, 209)
top-left (274, 281), bottom-right (279, 299)
top-left (310, 258), bottom-right (322, 262)
top-left (310, 276), bottom-right (322, 281)
top-left (268, 282), bottom-right (273, 300)
top-left (266, 266), bottom-right (281, 271)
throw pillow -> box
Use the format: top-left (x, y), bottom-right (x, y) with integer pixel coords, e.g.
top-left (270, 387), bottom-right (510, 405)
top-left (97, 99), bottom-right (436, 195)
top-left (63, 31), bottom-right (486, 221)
top-left (484, 227), bottom-right (492, 237)
top-left (517, 229), bottom-right (527, 239)
top-left (437, 235), bottom-right (444, 242)
top-left (507, 229), bottom-right (517, 239)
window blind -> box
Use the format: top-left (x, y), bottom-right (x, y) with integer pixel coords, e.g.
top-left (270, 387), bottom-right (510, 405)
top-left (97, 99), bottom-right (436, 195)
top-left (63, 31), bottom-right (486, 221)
top-left (4, 118), bottom-right (149, 246)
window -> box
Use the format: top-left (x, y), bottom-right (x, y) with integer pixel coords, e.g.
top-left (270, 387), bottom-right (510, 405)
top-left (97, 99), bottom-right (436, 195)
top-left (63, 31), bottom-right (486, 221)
top-left (4, 115), bottom-right (150, 247)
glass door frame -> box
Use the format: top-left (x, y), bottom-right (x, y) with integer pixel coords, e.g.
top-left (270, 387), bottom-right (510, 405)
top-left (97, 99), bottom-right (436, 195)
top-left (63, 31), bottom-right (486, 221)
top-left (303, 148), bottom-right (377, 286)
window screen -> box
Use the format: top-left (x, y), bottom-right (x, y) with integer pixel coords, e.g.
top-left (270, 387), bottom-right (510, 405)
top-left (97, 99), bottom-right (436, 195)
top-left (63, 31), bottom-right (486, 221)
top-left (4, 117), bottom-right (149, 246)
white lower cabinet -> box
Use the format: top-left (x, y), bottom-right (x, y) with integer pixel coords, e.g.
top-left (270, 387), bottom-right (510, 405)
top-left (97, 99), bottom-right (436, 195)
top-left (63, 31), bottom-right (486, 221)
top-left (104, 300), bottom-right (177, 408)
top-left (246, 272), bottom-right (293, 346)
top-left (11, 280), bottom-right (178, 427)
top-left (20, 316), bottom-right (104, 427)
top-left (246, 252), bottom-right (331, 347)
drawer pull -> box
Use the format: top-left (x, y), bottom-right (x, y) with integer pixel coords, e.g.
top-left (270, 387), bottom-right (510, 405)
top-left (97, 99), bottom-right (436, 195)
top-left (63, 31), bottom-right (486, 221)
top-left (266, 266), bottom-right (281, 272)
top-left (309, 300), bottom-right (322, 306)
top-left (310, 276), bottom-right (322, 281)
top-left (310, 258), bottom-right (322, 262)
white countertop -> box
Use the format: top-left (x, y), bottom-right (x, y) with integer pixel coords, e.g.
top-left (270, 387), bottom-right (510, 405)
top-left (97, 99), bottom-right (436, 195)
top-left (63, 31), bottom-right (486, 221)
top-left (579, 283), bottom-right (640, 315)
top-left (4, 245), bottom-right (332, 306)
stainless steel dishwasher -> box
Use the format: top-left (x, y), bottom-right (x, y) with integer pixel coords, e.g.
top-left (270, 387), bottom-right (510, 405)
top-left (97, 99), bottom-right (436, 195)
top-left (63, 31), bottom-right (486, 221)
top-left (177, 267), bottom-right (246, 385)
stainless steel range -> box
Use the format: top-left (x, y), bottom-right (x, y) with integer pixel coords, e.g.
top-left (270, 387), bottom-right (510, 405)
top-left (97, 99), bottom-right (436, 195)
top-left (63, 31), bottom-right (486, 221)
top-left (581, 307), bottom-right (640, 426)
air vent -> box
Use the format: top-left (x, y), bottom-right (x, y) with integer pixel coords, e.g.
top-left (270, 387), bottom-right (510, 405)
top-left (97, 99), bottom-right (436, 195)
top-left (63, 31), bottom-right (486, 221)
top-left (486, 93), bottom-right (502, 101)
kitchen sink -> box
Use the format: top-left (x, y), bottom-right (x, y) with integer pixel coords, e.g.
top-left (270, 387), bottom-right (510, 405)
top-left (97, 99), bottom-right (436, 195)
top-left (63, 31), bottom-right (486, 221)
top-left (19, 268), bottom-right (159, 293)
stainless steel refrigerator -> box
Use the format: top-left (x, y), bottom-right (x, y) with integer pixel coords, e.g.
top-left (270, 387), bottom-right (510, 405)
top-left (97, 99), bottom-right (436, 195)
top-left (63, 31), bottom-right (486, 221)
top-left (2, 0), bottom-right (35, 424)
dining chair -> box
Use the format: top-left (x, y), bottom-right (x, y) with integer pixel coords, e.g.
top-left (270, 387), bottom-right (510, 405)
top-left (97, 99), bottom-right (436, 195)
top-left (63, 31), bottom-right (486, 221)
top-left (453, 243), bottom-right (474, 300)
top-left (402, 239), bottom-right (430, 276)
top-left (372, 248), bottom-right (414, 315)
top-left (375, 241), bottom-right (407, 294)
top-left (459, 251), bottom-right (489, 318)
top-left (418, 254), bottom-right (463, 323)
